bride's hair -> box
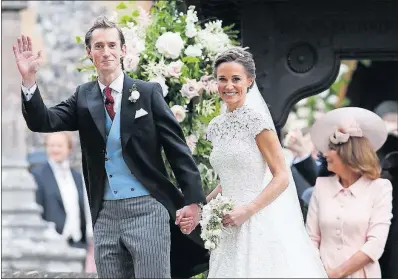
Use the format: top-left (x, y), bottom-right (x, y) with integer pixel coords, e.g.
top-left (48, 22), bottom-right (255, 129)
top-left (213, 47), bottom-right (256, 89)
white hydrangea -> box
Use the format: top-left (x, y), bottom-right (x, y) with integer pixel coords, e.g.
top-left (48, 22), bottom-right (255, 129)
top-left (155, 32), bottom-right (184, 59)
top-left (184, 44), bottom-right (202, 57)
top-left (197, 21), bottom-right (232, 56)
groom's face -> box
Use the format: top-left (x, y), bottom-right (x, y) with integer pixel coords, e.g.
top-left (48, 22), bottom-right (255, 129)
top-left (86, 28), bottom-right (126, 75)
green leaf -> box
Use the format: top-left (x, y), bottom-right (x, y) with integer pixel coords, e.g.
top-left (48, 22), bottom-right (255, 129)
top-left (75, 36), bottom-right (82, 44)
top-left (116, 2), bottom-right (127, 9)
top-left (182, 56), bottom-right (201, 63)
top-left (132, 9), bottom-right (140, 17)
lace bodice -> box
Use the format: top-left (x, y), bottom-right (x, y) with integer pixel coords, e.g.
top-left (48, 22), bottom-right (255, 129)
top-left (207, 105), bottom-right (274, 206)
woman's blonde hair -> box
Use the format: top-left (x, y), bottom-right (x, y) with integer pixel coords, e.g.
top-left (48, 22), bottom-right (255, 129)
top-left (329, 136), bottom-right (381, 180)
top-left (44, 131), bottom-right (74, 150)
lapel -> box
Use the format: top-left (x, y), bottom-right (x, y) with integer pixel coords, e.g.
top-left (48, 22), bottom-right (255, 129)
top-left (86, 82), bottom-right (106, 142)
top-left (120, 75), bottom-right (139, 148)
top-left (44, 163), bottom-right (65, 214)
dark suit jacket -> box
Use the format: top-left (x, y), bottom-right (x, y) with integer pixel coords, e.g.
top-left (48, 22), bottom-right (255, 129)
top-left (22, 75), bottom-right (209, 278)
top-left (30, 162), bottom-right (87, 248)
top-left (379, 152), bottom-right (398, 279)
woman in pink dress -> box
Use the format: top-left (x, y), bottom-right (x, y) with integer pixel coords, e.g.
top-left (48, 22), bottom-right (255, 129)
top-left (306, 107), bottom-right (393, 278)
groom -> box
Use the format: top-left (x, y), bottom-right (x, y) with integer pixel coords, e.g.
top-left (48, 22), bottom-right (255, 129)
top-left (15, 16), bottom-right (208, 278)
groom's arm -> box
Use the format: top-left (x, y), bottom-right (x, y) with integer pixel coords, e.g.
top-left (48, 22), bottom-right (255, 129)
top-left (151, 83), bottom-right (206, 206)
top-left (21, 85), bottom-right (79, 132)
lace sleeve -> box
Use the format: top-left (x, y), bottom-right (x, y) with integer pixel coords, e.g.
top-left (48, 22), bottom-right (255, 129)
top-left (206, 117), bottom-right (218, 143)
top-left (249, 110), bottom-right (275, 138)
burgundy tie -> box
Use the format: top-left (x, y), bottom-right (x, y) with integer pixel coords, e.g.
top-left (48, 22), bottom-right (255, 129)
top-left (104, 86), bottom-right (115, 120)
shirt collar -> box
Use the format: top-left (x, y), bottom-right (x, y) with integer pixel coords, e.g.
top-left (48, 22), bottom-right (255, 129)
top-left (48, 158), bottom-right (70, 171)
top-left (98, 71), bottom-right (124, 95)
top-left (331, 175), bottom-right (367, 198)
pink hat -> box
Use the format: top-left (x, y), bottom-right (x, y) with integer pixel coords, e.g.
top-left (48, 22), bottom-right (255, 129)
top-left (310, 107), bottom-right (388, 153)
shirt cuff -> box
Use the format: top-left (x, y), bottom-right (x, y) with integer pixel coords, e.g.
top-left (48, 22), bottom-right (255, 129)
top-left (21, 83), bottom-right (37, 101)
top-left (292, 152), bottom-right (311, 164)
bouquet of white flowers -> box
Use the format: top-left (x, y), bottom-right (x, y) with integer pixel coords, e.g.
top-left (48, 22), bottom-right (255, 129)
top-left (199, 193), bottom-right (234, 251)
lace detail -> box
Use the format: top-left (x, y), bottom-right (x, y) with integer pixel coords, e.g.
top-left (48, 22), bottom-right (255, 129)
top-left (206, 105), bottom-right (328, 278)
top-left (206, 105), bottom-right (273, 145)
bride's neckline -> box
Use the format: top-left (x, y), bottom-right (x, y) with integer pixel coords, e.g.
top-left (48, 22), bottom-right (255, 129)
top-left (225, 105), bottom-right (247, 114)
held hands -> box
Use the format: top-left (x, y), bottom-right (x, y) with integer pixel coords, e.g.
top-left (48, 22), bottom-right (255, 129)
top-left (222, 205), bottom-right (254, 227)
top-left (175, 203), bottom-right (201, 235)
top-left (12, 35), bottom-right (43, 87)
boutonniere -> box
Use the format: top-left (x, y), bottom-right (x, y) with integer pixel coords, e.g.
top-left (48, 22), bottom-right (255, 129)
top-left (128, 83), bottom-right (140, 103)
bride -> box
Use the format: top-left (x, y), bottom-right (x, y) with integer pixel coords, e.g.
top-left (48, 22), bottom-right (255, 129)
top-left (181, 47), bottom-right (328, 278)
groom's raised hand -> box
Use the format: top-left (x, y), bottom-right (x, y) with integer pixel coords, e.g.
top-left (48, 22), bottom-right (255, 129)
top-left (175, 203), bottom-right (201, 234)
top-left (12, 35), bottom-right (43, 88)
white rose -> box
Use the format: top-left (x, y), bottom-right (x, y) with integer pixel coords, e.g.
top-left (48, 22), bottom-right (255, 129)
top-left (128, 90), bottom-right (140, 103)
top-left (123, 53), bottom-right (140, 72)
top-left (170, 105), bottom-right (186, 123)
top-left (155, 32), bottom-right (184, 59)
top-left (184, 44), bottom-right (202, 57)
top-left (149, 76), bottom-right (169, 97)
top-left (181, 79), bottom-right (201, 100)
top-left (166, 60), bottom-right (184, 78)
top-left (212, 229), bottom-right (221, 236)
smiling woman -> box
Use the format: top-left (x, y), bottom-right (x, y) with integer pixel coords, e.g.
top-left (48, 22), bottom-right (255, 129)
top-left (307, 107), bottom-right (393, 278)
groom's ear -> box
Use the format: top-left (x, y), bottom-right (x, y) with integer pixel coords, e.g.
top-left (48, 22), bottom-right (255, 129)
top-left (86, 47), bottom-right (93, 62)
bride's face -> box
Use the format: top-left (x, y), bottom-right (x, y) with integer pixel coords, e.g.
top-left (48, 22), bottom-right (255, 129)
top-left (216, 62), bottom-right (253, 110)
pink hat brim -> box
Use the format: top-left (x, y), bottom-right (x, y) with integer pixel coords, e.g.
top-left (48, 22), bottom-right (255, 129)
top-left (310, 107), bottom-right (388, 153)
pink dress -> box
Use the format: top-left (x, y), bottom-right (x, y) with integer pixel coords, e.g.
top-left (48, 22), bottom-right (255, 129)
top-left (306, 175), bottom-right (393, 278)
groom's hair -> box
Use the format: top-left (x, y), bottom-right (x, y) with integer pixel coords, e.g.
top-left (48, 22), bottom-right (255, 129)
top-left (85, 15), bottom-right (125, 50)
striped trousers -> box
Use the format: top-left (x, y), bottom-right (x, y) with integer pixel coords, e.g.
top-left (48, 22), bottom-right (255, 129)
top-left (93, 195), bottom-right (171, 278)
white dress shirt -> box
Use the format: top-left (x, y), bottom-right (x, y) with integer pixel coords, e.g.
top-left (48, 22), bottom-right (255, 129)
top-left (48, 158), bottom-right (82, 242)
top-left (97, 71), bottom-right (124, 113)
top-left (22, 71), bottom-right (125, 112)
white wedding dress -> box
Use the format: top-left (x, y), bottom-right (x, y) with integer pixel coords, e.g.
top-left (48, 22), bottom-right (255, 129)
top-left (206, 105), bottom-right (328, 278)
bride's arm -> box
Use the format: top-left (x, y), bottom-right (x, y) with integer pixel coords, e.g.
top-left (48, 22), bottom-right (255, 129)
top-left (206, 184), bottom-right (222, 203)
top-left (247, 129), bottom-right (290, 214)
